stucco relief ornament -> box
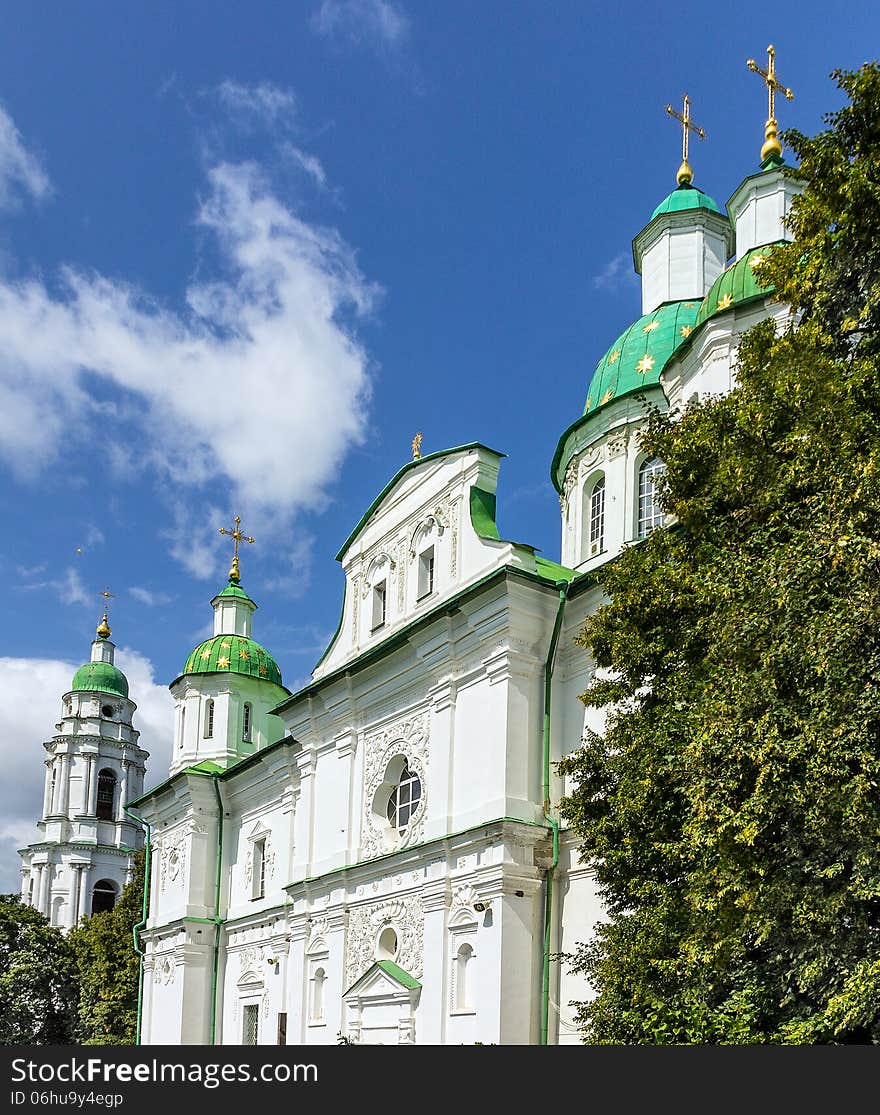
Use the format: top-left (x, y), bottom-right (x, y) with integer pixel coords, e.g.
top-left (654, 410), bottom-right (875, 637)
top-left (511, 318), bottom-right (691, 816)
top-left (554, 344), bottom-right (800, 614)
top-left (239, 946), bottom-right (264, 974)
top-left (243, 834), bottom-right (276, 889)
top-left (361, 710), bottom-right (429, 859)
top-left (578, 446), bottom-right (603, 475)
top-left (345, 895), bottom-right (425, 988)
top-left (450, 497), bottom-right (460, 577)
top-left (451, 884), bottom-right (479, 911)
top-left (154, 955), bottom-right (175, 986)
top-left (560, 461), bottom-right (577, 508)
top-left (307, 916), bottom-right (331, 950)
top-left (158, 828), bottom-right (189, 892)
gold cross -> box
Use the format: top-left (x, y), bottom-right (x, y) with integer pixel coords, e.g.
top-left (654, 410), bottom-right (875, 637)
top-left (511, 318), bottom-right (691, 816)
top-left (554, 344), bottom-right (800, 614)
top-left (218, 515), bottom-right (255, 583)
top-left (664, 94), bottom-right (705, 186)
top-left (411, 431), bottom-right (423, 460)
top-left (747, 45), bottom-right (794, 163)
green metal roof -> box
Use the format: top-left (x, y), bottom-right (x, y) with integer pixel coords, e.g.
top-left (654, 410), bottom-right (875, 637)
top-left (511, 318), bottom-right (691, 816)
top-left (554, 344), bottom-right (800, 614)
top-left (183, 634), bottom-right (283, 687)
top-left (584, 299), bottom-right (699, 417)
top-left (375, 960), bottom-right (421, 989)
top-left (693, 242), bottom-right (779, 329)
top-left (650, 183), bottom-right (723, 220)
top-left (214, 581), bottom-right (255, 603)
top-left (71, 661), bottom-right (129, 698)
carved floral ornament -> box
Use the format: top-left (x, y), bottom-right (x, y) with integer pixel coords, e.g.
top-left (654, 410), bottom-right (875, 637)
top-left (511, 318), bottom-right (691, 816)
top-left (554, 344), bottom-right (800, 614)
top-left (408, 508), bottom-right (447, 558)
top-left (345, 895), bottom-right (425, 989)
top-left (361, 710), bottom-right (430, 859)
top-left (362, 551), bottom-right (396, 597)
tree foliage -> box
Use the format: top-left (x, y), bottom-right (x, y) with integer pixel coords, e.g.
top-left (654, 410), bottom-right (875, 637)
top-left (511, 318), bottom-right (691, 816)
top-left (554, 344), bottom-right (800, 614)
top-left (69, 850), bottom-right (145, 1045)
top-left (0, 894), bottom-right (79, 1044)
top-left (559, 63), bottom-right (880, 1044)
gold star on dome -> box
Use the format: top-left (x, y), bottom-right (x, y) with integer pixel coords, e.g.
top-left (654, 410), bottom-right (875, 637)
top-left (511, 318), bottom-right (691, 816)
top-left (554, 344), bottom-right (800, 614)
top-left (636, 355), bottom-right (655, 374)
top-left (608, 349), bottom-right (620, 365)
top-left (717, 293), bottom-right (734, 311)
top-left (220, 641), bottom-right (231, 649)
top-left (200, 649), bottom-right (211, 660)
top-left (258, 665), bottom-right (268, 676)
top-left (643, 321), bottom-right (659, 333)
top-left (238, 648), bottom-right (250, 659)
top-left (600, 389), bottom-right (615, 406)
top-left (217, 656), bottom-right (230, 667)
top-left (680, 324), bottom-right (692, 338)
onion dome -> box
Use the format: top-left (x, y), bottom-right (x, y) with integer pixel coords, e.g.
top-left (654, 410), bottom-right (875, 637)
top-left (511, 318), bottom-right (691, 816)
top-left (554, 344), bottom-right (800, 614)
top-left (584, 299), bottom-right (700, 416)
top-left (71, 661), bottom-right (129, 698)
top-left (693, 242), bottom-right (779, 330)
top-left (183, 634), bottom-right (283, 687)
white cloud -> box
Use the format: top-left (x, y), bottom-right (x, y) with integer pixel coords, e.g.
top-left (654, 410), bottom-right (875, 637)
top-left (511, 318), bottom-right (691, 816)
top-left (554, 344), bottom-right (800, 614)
top-left (128, 586), bottom-right (173, 607)
top-left (591, 251), bottom-right (637, 291)
top-left (279, 142), bottom-right (328, 189)
top-left (16, 565), bottom-right (93, 608)
top-left (0, 153), bottom-right (379, 522)
top-left (0, 103), bottom-right (51, 209)
top-left (0, 651), bottom-right (174, 893)
top-left (215, 81), bottom-right (298, 131)
top-left (312, 0), bottom-right (410, 50)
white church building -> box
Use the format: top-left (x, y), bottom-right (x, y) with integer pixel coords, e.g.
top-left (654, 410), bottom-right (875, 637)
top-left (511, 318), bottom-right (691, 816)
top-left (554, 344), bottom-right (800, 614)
top-left (22, 60), bottom-right (803, 1044)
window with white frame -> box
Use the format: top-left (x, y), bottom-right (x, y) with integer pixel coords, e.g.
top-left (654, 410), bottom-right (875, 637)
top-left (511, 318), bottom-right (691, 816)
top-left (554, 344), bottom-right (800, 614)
top-left (588, 476), bottom-right (605, 556)
top-left (417, 546), bottom-right (435, 600)
top-left (252, 838), bottom-right (266, 900)
top-left (371, 580), bottom-right (387, 631)
top-left (179, 705), bottom-right (185, 748)
top-left (385, 761), bottom-right (422, 836)
top-left (242, 702), bottom-right (252, 742)
top-left (243, 1003), bottom-right (259, 1045)
top-left (204, 699), bottom-right (214, 739)
top-left (638, 458), bottom-right (665, 538)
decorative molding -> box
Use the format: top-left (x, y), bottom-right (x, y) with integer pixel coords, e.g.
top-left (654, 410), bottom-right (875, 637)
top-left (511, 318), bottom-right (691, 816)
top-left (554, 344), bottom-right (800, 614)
top-left (157, 825), bottom-right (190, 893)
top-left (361, 710), bottom-right (429, 860)
top-left (345, 894), bottom-right (425, 989)
top-left (449, 497), bottom-right (460, 578)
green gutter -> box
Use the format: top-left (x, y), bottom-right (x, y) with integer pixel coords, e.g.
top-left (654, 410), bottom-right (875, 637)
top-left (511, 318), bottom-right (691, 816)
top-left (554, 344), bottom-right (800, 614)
top-left (122, 802), bottom-right (151, 1047)
top-left (210, 774), bottom-right (224, 1045)
top-left (541, 585), bottom-right (569, 1046)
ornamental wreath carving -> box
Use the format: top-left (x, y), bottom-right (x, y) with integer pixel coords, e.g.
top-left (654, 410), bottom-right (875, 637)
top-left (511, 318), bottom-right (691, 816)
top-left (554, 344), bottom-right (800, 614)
top-left (345, 895), bottom-right (425, 989)
top-left (158, 825), bottom-right (190, 893)
top-left (361, 710), bottom-right (429, 859)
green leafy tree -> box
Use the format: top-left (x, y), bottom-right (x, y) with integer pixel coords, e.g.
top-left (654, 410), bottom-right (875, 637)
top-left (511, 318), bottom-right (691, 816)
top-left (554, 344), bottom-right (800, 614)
top-left (0, 894), bottom-right (79, 1044)
top-left (69, 850), bottom-right (145, 1045)
top-left (559, 63), bottom-right (880, 1044)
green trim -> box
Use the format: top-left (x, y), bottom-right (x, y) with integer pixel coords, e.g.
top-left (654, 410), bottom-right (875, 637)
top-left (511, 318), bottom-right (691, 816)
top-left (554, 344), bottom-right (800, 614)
top-left (214, 581), bottom-right (255, 603)
top-left (469, 487), bottom-right (501, 541)
top-left (334, 443), bottom-right (506, 562)
top-left (297, 816), bottom-right (548, 887)
top-left (374, 960), bottom-right (421, 990)
top-left (276, 564), bottom-right (576, 716)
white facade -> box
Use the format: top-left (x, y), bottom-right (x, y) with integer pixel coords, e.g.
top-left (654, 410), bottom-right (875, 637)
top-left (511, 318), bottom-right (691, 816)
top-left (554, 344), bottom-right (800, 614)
top-left (133, 160), bottom-right (801, 1045)
top-left (19, 628), bottom-right (148, 930)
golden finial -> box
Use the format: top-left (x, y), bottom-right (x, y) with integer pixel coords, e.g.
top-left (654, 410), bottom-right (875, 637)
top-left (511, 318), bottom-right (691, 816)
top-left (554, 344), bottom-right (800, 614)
top-left (411, 431), bottom-right (423, 460)
top-left (96, 586), bottom-right (116, 639)
top-left (747, 45), bottom-right (794, 164)
top-left (664, 94), bottom-right (705, 186)
top-left (218, 515), bottom-right (255, 583)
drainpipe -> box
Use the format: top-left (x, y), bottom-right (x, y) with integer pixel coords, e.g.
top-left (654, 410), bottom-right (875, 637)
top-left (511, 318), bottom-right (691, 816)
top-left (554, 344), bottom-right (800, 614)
top-left (122, 804), bottom-right (151, 1046)
top-left (541, 585), bottom-right (568, 1046)
top-left (210, 774), bottom-right (224, 1045)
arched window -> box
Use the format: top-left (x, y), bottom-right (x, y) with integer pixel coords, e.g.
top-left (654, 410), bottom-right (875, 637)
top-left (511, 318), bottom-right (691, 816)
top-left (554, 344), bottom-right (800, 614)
top-left (243, 703), bottom-right (252, 742)
top-left (376, 926), bottom-right (399, 960)
top-left (386, 761), bottom-right (422, 836)
top-left (204, 699), bottom-right (214, 739)
top-left (96, 769), bottom-right (117, 821)
top-left (454, 943), bottom-right (474, 1011)
top-left (91, 879), bottom-right (117, 915)
top-left (638, 458), bottom-right (665, 539)
top-left (588, 476), bottom-right (605, 556)
top-left (311, 968), bottom-right (326, 1023)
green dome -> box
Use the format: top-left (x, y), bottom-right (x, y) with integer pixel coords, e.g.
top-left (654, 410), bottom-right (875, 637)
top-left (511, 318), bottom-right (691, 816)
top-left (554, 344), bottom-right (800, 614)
top-left (71, 661), bottom-right (129, 698)
top-left (183, 634), bottom-right (283, 687)
top-left (651, 183), bottom-right (723, 220)
top-left (693, 242), bottom-right (779, 329)
top-left (584, 300), bottom-right (700, 416)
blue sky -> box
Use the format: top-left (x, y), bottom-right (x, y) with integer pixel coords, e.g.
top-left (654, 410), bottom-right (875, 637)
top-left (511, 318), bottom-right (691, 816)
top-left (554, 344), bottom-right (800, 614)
top-left (1, 1), bottom-right (877, 890)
